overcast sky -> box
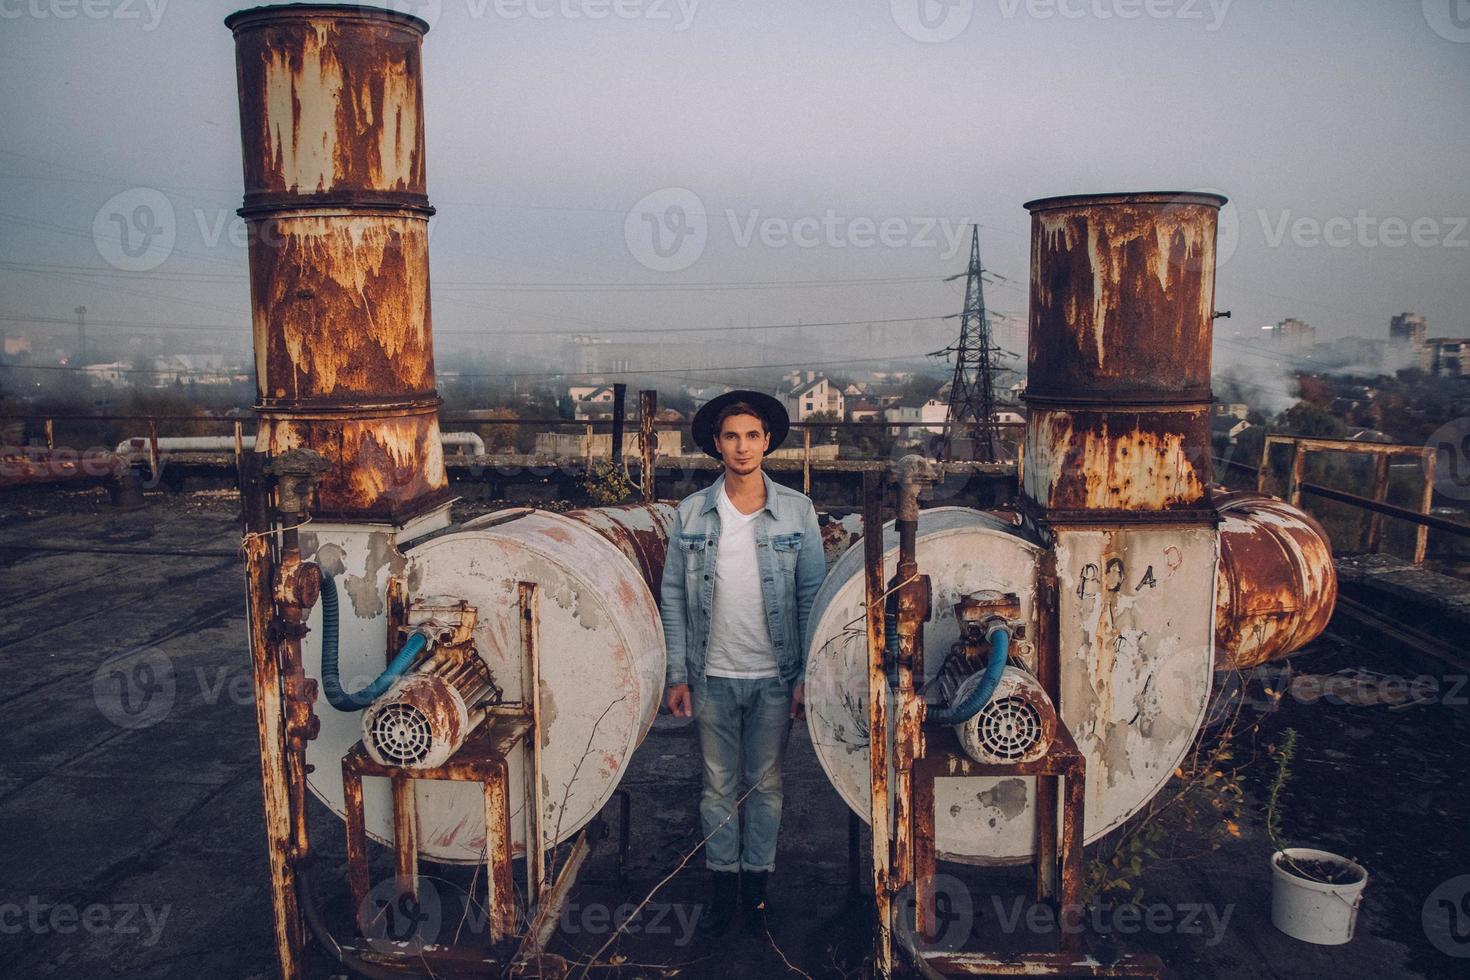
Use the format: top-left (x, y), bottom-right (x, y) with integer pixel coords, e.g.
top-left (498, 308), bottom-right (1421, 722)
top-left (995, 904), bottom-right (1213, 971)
top-left (1, 0), bottom-right (1467, 381)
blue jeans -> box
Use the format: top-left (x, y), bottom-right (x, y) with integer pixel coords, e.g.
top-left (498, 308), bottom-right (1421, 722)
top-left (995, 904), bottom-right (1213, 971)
top-left (692, 675), bottom-right (793, 873)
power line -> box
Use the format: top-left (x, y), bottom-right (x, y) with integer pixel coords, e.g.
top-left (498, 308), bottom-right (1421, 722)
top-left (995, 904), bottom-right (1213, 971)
top-left (0, 350), bottom-right (942, 382)
top-left (0, 310), bottom-right (952, 338)
top-left (0, 259), bottom-right (952, 292)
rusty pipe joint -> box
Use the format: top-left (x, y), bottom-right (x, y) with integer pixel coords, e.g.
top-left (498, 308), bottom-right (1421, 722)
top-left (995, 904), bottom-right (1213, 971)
top-left (274, 552), bottom-right (322, 613)
top-left (265, 448), bottom-right (330, 519)
top-left (893, 454), bottom-right (937, 523)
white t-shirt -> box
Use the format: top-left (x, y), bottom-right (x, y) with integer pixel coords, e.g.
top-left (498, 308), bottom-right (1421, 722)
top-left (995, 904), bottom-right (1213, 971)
top-left (704, 486), bottom-right (779, 679)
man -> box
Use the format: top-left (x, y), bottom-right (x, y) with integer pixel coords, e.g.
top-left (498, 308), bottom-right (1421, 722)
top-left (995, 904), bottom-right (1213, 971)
top-left (660, 390), bottom-right (826, 937)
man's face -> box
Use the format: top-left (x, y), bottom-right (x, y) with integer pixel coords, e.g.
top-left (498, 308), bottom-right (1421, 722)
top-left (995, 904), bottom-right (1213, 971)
top-left (717, 413), bottom-right (770, 476)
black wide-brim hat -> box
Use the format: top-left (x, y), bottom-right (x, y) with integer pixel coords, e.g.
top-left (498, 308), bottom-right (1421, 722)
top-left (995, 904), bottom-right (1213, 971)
top-left (690, 389), bottom-right (790, 460)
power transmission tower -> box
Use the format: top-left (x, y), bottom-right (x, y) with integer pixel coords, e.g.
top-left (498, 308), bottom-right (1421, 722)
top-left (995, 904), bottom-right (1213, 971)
top-left (934, 227), bottom-right (1004, 462)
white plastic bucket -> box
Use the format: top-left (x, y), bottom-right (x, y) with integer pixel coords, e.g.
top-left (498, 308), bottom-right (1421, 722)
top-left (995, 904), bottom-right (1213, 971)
top-left (1270, 848), bottom-right (1368, 945)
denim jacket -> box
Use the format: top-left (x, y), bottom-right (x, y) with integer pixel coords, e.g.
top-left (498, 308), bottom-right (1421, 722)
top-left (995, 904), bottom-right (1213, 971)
top-left (660, 472), bottom-right (826, 687)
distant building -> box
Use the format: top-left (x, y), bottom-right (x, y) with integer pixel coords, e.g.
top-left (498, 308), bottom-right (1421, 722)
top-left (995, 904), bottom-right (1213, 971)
top-left (568, 384), bottom-right (620, 419)
top-left (1315, 336), bottom-right (1388, 372)
top-left (846, 399), bottom-right (881, 422)
top-left (533, 429), bottom-right (682, 459)
top-left (1211, 416), bottom-right (1252, 445)
top-left (1272, 318), bottom-right (1316, 352)
top-left (1390, 312), bottom-right (1427, 347)
top-left (886, 398), bottom-right (948, 437)
top-left (83, 362), bottom-right (131, 387)
top-left (1428, 338), bottom-right (1470, 379)
top-left (779, 374), bottom-right (844, 422)
top-left (3, 333), bottom-right (31, 357)
top-left (842, 382), bottom-right (866, 398)
top-left (562, 335), bottom-right (718, 375)
top-left (768, 443), bottom-right (840, 461)
top-left (1214, 402), bottom-right (1249, 421)
top-left (686, 384), bottom-right (730, 410)
top-left (1390, 313), bottom-right (1430, 371)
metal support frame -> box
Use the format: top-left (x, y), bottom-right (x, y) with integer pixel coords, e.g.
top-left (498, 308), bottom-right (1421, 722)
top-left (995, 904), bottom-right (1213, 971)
top-left (866, 461), bottom-right (1166, 980)
top-left (863, 471), bottom-right (894, 978)
top-left (911, 727), bottom-right (1089, 951)
top-left (342, 720), bottom-right (530, 944)
top-left (242, 454), bottom-right (596, 976)
top-left (333, 578), bottom-right (592, 971)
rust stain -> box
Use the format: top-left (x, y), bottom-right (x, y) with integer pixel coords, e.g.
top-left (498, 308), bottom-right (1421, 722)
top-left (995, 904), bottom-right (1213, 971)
top-left (1021, 193), bottom-right (1225, 522)
top-left (1026, 194), bottom-right (1220, 401)
top-left (563, 504), bottom-right (675, 595)
top-left (231, 3), bottom-right (445, 523)
top-left (250, 215), bottom-right (433, 401)
top-left (230, 8), bottom-right (427, 200)
top-left (1214, 491), bottom-right (1338, 670)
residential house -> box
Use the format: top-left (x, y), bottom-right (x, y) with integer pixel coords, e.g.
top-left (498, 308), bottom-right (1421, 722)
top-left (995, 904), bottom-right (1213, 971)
top-left (1211, 415), bottom-right (1252, 445)
top-left (686, 385), bottom-right (730, 410)
top-left (569, 385), bottom-right (619, 419)
top-left (886, 398), bottom-right (948, 438)
top-left (1213, 402), bottom-right (1249, 421)
top-left (779, 374), bottom-right (845, 422)
top-left (83, 362), bottom-right (131, 387)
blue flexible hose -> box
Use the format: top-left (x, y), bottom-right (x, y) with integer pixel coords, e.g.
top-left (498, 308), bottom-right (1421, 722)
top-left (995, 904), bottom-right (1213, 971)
top-left (319, 572), bottom-right (426, 712)
top-left (928, 627), bottom-right (1010, 726)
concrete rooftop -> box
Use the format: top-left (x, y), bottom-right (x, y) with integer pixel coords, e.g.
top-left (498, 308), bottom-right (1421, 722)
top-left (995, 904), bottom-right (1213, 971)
top-left (1, 488), bottom-right (1466, 979)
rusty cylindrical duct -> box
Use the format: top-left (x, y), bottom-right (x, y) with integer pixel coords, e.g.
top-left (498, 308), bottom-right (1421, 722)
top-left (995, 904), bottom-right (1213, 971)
top-left (1021, 192), bottom-right (1225, 521)
top-left (227, 4), bottom-right (447, 521)
top-left (1213, 491), bottom-right (1338, 670)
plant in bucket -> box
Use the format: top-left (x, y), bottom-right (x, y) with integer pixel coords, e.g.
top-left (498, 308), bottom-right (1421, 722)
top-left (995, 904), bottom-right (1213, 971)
top-left (1265, 728), bottom-right (1369, 945)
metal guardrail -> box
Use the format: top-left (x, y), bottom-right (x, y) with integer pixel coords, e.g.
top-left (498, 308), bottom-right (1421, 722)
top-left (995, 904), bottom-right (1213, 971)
top-left (1217, 436), bottom-right (1467, 566)
top-left (2, 409), bottom-right (1023, 497)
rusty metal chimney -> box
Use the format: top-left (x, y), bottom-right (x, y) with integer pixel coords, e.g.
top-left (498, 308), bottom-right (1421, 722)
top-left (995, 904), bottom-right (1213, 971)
top-left (227, 4), bottom-right (447, 521)
top-left (1021, 192), bottom-right (1225, 523)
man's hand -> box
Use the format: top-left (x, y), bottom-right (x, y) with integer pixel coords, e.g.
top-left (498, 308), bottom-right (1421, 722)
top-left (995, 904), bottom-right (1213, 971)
top-left (666, 683), bottom-right (692, 718)
top-left (790, 682), bottom-right (805, 721)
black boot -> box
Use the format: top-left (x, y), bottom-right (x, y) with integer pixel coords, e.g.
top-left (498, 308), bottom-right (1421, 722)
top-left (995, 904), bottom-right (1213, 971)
top-left (742, 870), bottom-right (770, 935)
top-left (698, 870), bottom-right (739, 937)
